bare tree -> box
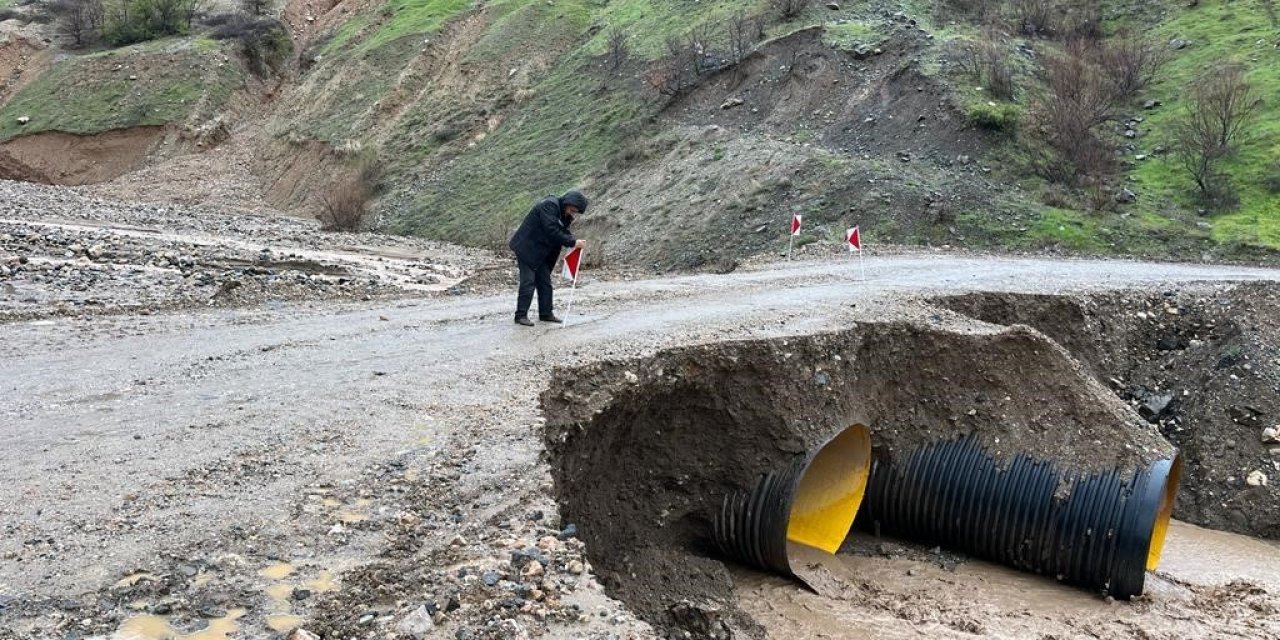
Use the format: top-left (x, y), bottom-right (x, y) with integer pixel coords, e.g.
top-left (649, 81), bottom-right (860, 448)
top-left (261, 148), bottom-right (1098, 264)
top-left (605, 26), bottom-right (629, 72)
top-left (50, 0), bottom-right (104, 46)
top-left (1096, 32), bottom-right (1166, 100)
top-left (1029, 39), bottom-right (1123, 182)
top-left (1172, 65), bottom-right (1261, 203)
top-left (770, 0), bottom-right (808, 21)
top-left (726, 12), bottom-right (760, 66)
top-left (240, 0), bottom-right (268, 17)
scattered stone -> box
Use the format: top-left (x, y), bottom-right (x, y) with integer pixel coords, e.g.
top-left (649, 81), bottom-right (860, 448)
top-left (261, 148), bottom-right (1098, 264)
top-left (1115, 188), bottom-right (1137, 204)
top-left (719, 98), bottom-right (744, 110)
top-left (1263, 427), bottom-right (1280, 444)
top-left (567, 560), bottom-right (584, 575)
top-left (827, 2), bottom-right (841, 9)
top-left (1143, 99), bottom-right (1161, 109)
top-left (1169, 38), bottom-right (1189, 50)
top-left (287, 630), bottom-right (320, 640)
top-left (396, 605), bottom-right (435, 638)
top-left (17, 116), bottom-right (30, 125)
top-left (558, 523), bottom-right (578, 540)
top-left (1247, 470), bottom-right (1268, 487)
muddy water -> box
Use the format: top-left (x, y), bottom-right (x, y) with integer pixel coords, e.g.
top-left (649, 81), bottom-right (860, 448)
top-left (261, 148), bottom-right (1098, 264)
top-left (736, 521), bottom-right (1280, 639)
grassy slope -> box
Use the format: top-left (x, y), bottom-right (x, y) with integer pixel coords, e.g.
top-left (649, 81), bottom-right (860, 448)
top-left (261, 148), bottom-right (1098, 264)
top-left (1128, 0), bottom-right (1280, 249)
top-left (379, 0), bottom-right (776, 242)
top-left (289, 0), bottom-right (1277, 260)
top-left (0, 40), bottom-right (241, 142)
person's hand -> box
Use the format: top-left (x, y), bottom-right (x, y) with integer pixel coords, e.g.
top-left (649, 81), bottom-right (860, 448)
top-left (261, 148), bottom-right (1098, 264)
top-left (575, 239), bottom-right (587, 249)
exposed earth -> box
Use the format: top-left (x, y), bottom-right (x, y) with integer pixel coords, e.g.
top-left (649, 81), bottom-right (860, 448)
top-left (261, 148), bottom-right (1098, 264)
top-left (4, 182), bottom-right (1280, 639)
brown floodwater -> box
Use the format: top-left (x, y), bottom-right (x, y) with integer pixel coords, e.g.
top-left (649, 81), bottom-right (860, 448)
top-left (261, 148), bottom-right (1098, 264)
top-left (735, 520), bottom-right (1280, 639)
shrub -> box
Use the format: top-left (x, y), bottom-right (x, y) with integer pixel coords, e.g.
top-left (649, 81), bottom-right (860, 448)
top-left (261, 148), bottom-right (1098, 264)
top-left (1264, 162), bottom-right (1280, 194)
top-left (605, 26), bottom-right (629, 72)
top-left (1171, 64), bottom-right (1260, 206)
top-left (318, 177), bottom-right (372, 232)
top-left (958, 35), bottom-right (1015, 100)
top-left (239, 0), bottom-right (267, 17)
top-left (1027, 39), bottom-right (1121, 183)
top-left (209, 15), bottom-right (291, 76)
top-left (1096, 32), bottom-right (1166, 101)
top-left (102, 0), bottom-right (201, 46)
top-left (770, 0), bottom-right (808, 21)
top-left (967, 101), bottom-right (1019, 131)
top-left (49, 0), bottom-right (104, 45)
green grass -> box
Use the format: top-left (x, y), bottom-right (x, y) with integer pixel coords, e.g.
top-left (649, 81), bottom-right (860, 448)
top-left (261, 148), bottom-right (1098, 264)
top-left (1127, 0), bottom-right (1280, 248)
top-left (822, 19), bottom-right (886, 50)
top-left (0, 43), bottom-right (241, 141)
top-left (356, 0), bottom-right (473, 54)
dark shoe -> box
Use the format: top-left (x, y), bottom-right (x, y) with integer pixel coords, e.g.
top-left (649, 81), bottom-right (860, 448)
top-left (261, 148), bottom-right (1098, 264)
top-left (515, 316), bottom-right (534, 326)
top-left (539, 314), bottom-right (563, 324)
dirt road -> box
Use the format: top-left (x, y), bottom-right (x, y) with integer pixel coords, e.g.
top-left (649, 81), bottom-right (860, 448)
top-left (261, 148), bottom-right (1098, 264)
top-left (4, 253), bottom-right (1280, 639)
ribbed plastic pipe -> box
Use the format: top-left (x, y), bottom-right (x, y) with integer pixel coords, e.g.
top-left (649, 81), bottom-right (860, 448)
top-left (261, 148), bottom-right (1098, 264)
top-left (859, 436), bottom-right (1181, 598)
top-left (713, 425), bottom-right (872, 582)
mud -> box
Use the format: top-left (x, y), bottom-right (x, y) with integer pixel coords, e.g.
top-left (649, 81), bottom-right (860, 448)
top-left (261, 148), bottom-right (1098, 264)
top-left (737, 520), bottom-right (1280, 639)
top-left (936, 284), bottom-right (1280, 539)
top-left (0, 127), bottom-right (166, 185)
top-left (543, 318), bottom-right (1173, 636)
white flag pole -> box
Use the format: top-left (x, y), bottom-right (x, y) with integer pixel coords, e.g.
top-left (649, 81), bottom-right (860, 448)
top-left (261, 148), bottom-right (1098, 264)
top-left (860, 247), bottom-right (866, 282)
top-left (562, 248), bottom-right (582, 327)
top-left (787, 233), bottom-right (794, 261)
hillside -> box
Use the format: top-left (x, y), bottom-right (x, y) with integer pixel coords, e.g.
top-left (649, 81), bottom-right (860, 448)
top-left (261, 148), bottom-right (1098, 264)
top-left (0, 0), bottom-right (1277, 267)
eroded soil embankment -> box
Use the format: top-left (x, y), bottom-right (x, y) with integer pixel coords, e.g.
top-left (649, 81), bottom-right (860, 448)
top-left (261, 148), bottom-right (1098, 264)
top-left (0, 127), bottom-right (164, 185)
top-left (937, 283), bottom-right (1280, 539)
top-left (542, 318), bottom-right (1172, 637)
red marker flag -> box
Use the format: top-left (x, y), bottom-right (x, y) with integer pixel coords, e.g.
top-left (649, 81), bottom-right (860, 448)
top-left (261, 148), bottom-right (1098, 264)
top-left (790, 214), bottom-right (803, 236)
top-left (562, 246), bottom-right (584, 282)
top-left (846, 226), bottom-right (862, 252)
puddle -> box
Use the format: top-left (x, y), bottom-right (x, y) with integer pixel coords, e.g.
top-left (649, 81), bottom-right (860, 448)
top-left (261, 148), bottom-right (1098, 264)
top-left (266, 614), bottom-right (304, 633)
top-left (258, 563), bottom-right (294, 580)
top-left (113, 608), bottom-right (244, 640)
top-left (735, 520), bottom-right (1280, 638)
top-left (306, 570), bottom-right (338, 593)
top-left (265, 583), bottom-right (293, 607)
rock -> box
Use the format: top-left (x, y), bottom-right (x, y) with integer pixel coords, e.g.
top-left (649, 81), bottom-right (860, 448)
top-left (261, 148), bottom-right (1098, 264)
top-left (558, 523), bottom-right (578, 540)
top-left (720, 98), bottom-right (744, 110)
top-left (1169, 38), bottom-right (1189, 50)
top-left (396, 605), bottom-right (435, 639)
top-left (17, 116), bottom-right (30, 125)
top-left (1143, 99), bottom-right (1160, 109)
top-left (567, 560), bottom-right (584, 575)
top-left (826, 1), bottom-right (841, 8)
top-left (1263, 427), bottom-right (1280, 444)
top-left (482, 570), bottom-right (500, 587)
top-left (1115, 188), bottom-right (1137, 204)
top-left (1247, 470), bottom-right (1268, 487)
top-left (287, 630), bottom-right (320, 640)
top-left (536, 535), bottom-right (558, 551)
top-left (522, 560), bottom-right (544, 578)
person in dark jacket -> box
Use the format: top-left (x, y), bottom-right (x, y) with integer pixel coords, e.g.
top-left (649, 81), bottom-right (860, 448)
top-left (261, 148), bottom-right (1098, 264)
top-left (508, 190), bottom-right (588, 326)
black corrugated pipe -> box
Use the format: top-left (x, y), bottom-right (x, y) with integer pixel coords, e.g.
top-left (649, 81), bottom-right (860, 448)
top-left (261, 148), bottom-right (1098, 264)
top-left (713, 424), bottom-right (872, 585)
top-left (859, 435), bottom-right (1182, 599)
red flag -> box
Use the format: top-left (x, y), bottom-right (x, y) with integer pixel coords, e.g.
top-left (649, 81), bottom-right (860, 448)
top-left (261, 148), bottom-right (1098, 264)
top-left (846, 226), bottom-right (861, 252)
top-left (790, 214), bottom-right (803, 236)
top-left (562, 246), bottom-right (584, 282)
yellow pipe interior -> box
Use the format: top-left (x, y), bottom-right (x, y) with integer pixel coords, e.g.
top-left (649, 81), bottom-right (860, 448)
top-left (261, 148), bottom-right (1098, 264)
top-left (1146, 456), bottom-right (1183, 571)
top-left (786, 424), bottom-right (873, 553)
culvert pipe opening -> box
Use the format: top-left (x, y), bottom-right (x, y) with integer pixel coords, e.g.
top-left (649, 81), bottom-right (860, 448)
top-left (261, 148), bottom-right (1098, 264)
top-left (1146, 456), bottom-right (1182, 572)
top-left (714, 424), bottom-right (872, 582)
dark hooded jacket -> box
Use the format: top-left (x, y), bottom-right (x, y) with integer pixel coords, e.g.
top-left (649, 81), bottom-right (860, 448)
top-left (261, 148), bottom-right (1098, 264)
top-left (508, 195), bottom-right (579, 266)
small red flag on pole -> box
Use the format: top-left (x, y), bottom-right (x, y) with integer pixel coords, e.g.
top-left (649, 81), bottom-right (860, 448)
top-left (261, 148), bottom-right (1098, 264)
top-left (847, 226), bottom-right (866, 281)
top-left (562, 246), bottom-right (583, 282)
top-left (788, 214), bottom-right (802, 261)
top-left (561, 246), bottom-right (584, 325)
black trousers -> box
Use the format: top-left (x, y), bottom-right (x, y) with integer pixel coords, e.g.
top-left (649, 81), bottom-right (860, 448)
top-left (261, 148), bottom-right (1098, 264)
top-left (515, 257), bottom-right (554, 319)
